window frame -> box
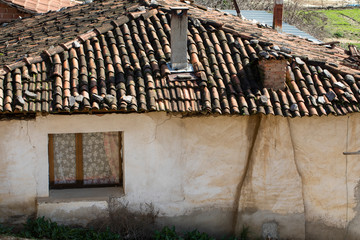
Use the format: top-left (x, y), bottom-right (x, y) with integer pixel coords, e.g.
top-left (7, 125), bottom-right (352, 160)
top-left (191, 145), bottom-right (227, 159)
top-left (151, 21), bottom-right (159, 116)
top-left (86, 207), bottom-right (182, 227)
top-left (48, 132), bottom-right (123, 189)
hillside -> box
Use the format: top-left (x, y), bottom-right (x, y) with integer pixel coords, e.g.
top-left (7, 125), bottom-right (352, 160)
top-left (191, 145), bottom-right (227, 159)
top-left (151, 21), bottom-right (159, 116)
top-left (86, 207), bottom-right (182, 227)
top-left (300, 8), bottom-right (360, 47)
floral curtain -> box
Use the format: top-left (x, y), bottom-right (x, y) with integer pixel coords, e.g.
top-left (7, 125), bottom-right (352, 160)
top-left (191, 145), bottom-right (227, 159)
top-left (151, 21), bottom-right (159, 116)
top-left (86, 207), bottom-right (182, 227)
top-left (53, 132), bottom-right (120, 185)
top-left (53, 133), bottom-right (76, 184)
top-left (82, 132), bottom-right (120, 185)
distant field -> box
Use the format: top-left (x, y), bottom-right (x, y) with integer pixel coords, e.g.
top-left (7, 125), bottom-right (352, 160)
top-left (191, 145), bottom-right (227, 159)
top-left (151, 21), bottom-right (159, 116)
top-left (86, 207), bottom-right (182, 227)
top-left (194, 0), bottom-right (360, 48)
top-left (301, 8), bottom-right (360, 47)
top-left (293, 0), bottom-right (359, 7)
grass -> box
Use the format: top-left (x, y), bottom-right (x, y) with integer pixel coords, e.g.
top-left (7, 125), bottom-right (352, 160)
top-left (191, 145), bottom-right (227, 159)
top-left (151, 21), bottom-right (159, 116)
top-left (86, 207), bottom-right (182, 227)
top-left (320, 9), bottom-right (360, 37)
top-left (339, 9), bottom-right (360, 23)
top-left (297, 8), bottom-right (360, 47)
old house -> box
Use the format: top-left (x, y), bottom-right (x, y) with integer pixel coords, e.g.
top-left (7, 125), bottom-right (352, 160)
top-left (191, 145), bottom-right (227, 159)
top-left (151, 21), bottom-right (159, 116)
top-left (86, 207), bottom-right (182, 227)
top-left (0, 0), bottom-right (77, 23)
top-left (1, 0), bottom-right (360, 239)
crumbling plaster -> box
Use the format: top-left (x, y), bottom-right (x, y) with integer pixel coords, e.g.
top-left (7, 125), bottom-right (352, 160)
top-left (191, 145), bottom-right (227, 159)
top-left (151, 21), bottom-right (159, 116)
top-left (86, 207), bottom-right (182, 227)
top-left (0, 112), bottom-right (360, 239)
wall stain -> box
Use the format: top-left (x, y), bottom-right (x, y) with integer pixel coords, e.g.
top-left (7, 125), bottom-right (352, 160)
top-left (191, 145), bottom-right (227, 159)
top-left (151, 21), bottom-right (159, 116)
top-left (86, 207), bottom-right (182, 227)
top-left (0, 200), bottom-right (36, 224)
top-left (231, 114), bottom-right (262, 235)
top-left (287, 118), bottom-right (307, 237)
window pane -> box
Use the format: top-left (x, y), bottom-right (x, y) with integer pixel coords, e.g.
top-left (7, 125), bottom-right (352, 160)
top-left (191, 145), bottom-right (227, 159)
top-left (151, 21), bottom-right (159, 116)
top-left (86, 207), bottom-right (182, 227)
top-left (53, 133), bottom-right (76, 184)
top-left (82, 132), bottom-right (120, 185)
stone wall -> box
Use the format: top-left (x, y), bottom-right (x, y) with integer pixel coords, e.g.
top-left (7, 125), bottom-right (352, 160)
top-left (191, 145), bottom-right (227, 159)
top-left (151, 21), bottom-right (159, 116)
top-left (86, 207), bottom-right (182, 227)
top-left (1, 113), bottom-right (360, 239)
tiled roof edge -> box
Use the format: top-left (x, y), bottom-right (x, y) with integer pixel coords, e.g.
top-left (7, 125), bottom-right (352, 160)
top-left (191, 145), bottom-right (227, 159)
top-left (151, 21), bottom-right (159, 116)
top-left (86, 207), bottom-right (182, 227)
top-left (189, 2), bottom-right (208, 11)
top-left (158, 0), bottom-right (208, 12)
top-left (324, 63), bottom-right (360, 81)
top-left (0, 7), bottom-right (159, 76)
top-left (306, 57), bottom-right (360, 80)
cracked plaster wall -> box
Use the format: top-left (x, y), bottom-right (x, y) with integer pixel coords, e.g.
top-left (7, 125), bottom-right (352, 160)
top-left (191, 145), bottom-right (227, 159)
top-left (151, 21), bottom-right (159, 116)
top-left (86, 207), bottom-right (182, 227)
top-left (0, 113), bottom-right (360, 239)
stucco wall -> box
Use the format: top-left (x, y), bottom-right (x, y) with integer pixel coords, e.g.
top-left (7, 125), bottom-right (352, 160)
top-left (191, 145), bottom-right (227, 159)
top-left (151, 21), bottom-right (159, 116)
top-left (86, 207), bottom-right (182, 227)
top-left (0, 113), bottom-right (360, 239)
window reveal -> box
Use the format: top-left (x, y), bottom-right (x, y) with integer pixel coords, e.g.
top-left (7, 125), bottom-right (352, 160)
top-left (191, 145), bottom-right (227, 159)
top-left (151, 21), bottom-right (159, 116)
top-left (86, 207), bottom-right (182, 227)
top-left (48, 132), bottom-right (122, 188)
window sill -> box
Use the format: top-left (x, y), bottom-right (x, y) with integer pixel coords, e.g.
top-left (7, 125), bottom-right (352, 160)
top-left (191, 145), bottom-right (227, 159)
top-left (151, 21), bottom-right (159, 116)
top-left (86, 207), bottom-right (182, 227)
top-left (37, 187), bottom-right (124, 203)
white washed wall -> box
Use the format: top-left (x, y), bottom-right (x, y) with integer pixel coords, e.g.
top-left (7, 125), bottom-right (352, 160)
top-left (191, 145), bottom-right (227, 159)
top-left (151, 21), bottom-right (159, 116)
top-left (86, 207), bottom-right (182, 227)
top-left (0, 113), bottom-right (360, 239)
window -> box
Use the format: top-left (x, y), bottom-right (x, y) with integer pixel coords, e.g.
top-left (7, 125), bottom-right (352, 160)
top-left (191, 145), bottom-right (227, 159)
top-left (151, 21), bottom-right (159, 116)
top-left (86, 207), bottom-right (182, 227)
top-left (48, 132), bottom-right (122, 189)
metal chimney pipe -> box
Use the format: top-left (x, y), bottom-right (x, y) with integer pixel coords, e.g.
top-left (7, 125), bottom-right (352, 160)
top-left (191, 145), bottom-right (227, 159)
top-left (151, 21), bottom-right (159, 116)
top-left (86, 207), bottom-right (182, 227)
top-left (170, 7), bottom-right (189, 70)
top-left (273, 0), bottom-right (283, 32)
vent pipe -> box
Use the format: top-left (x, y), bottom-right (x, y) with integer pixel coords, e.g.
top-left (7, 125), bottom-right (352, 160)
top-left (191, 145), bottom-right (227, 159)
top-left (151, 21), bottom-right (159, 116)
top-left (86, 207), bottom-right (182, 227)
top-left (273, 0), bottom-right (283, 32)
top-left (170, 7), bottom-right (189, 70)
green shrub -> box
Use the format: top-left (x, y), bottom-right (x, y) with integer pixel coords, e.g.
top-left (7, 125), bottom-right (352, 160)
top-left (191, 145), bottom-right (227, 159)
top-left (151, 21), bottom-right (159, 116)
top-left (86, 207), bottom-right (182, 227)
top-left (154, 227), bottom-right (221, 240)
top-left (1, 218), bottom-right (254, 240)
top-left (184, 230), bottom-right (215, 240)
top-left (0, 224), bottom-right (13, 235)
top-left (239, 225), bottom-right (250, 240)
top-left (334, 31), bottom-right (344, 38)
top-left (20, 217), bottom-right (121, 240)
top-left (21, 216), bottom-right (58, 239)
top-left (154, 226), bottom-right (182, 240)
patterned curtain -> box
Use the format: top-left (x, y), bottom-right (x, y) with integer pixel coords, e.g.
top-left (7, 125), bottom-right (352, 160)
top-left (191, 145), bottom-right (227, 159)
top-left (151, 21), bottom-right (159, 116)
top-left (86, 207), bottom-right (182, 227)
top-left (53, 133), bottom-right (76, 184)
top-left (82, 132), bottom-right (120, 185)
top-left (53, 132), bottom-right (120, 185)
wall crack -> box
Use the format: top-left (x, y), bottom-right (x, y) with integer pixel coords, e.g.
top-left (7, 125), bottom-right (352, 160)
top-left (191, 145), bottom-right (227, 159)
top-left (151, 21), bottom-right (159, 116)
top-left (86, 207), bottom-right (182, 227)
top-left (150, 114), bottom-right (172, 143)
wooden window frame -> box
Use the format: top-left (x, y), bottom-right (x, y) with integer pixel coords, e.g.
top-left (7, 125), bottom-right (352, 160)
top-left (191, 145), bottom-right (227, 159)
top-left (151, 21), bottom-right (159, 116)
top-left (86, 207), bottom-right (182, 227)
top-left (48, 132), bottom-right (123, 189)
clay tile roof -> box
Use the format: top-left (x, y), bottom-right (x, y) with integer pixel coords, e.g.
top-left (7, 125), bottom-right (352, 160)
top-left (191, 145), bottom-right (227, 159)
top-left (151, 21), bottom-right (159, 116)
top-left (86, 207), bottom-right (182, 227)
top-left (1, 0), bottom-right (360, 118)
top-left (1, 0), bottom-right (77, 14)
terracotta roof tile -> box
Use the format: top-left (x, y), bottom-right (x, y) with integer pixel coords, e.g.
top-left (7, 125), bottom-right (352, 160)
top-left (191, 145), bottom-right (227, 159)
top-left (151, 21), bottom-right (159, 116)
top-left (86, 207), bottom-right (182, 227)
top-left (1, 0), bottom-right (77, 14)
top-left (1, 0), bottom-right (360, 118)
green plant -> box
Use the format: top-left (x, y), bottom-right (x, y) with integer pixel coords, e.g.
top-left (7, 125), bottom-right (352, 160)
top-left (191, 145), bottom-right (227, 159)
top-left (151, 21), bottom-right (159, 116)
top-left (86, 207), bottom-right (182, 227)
top-left (239, 225), bottom-right (250, 240)
top-left (0, 224), bottom-right (13, 235)
top-left (1, 217), bottom-right (255, 240)
top-left (222, 237), bottom-right (240, 240)
top-left (184, 229), bottom-right (215, 240)
top-left (20, 217), bottom-right (121, 240)
top-left (154, 226), bottom-right (183, 240)
top-left (21, 216), bottom-right (58, 239)
top-left (334, 31), bottom-right (344, 38)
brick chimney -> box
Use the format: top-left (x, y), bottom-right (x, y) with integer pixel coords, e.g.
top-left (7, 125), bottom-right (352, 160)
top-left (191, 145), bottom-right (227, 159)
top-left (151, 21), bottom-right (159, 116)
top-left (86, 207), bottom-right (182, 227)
top-left (170, 7), bottom-right (189, 70)
top-left (273, 0), bottom-right (283, 32)
top-left (258, 59), bottom-right (287, 90)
